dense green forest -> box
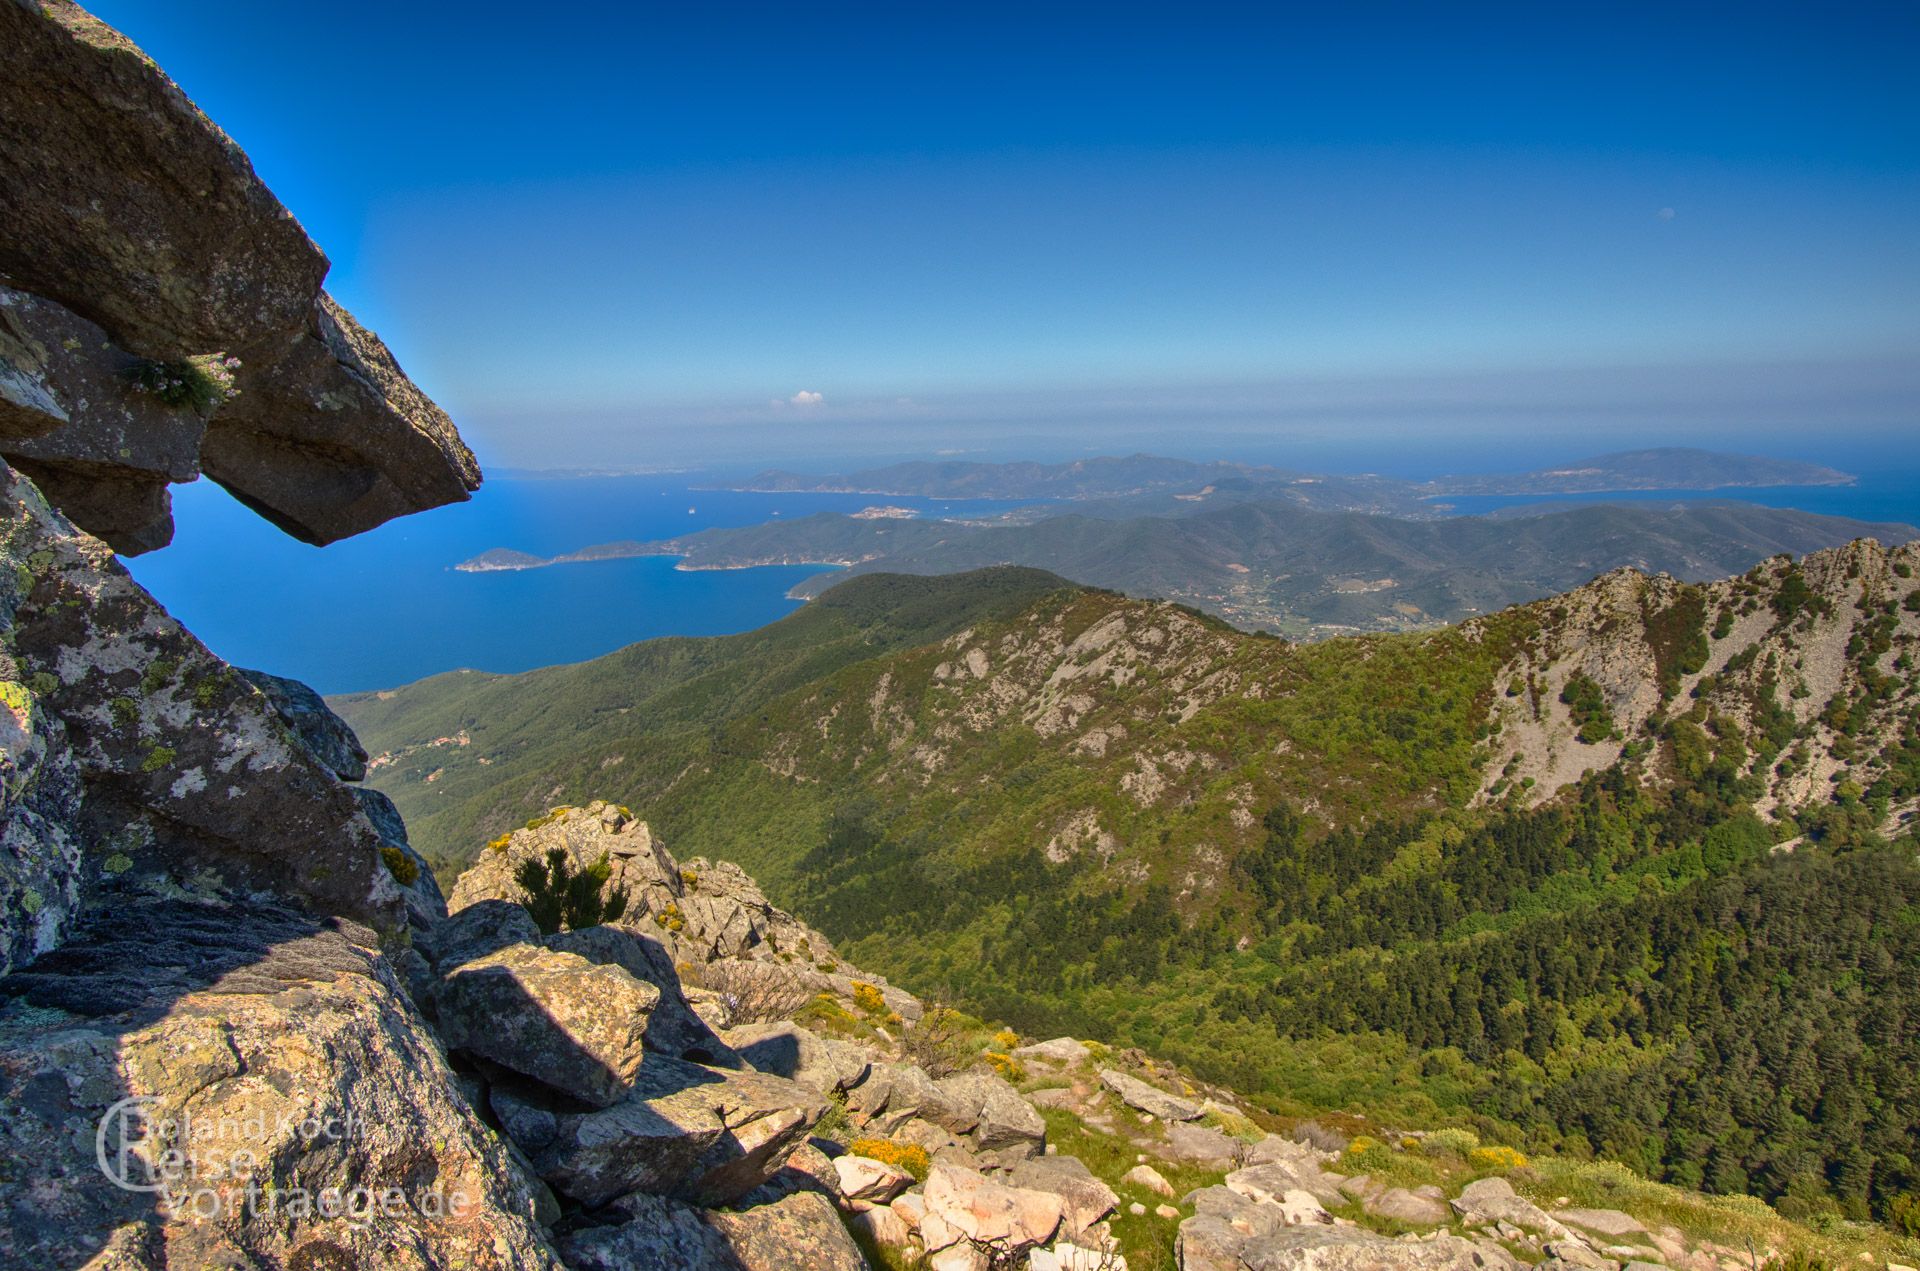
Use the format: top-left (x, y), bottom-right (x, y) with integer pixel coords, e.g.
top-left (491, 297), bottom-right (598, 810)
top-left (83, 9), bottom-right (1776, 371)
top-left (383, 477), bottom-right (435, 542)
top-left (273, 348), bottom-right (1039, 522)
top-left (774, 762), bottom-right (1920, 1227)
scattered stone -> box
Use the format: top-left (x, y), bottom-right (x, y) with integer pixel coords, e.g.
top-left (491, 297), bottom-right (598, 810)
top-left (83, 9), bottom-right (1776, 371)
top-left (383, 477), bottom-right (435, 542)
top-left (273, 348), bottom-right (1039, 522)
top-left (1367, 1187), bottom-right (1452, 1226)
top-left (1228, 1159), bottom-right (1350, 1208)
top-left (939, 1066), bottom-right (1048, 1154)
top-left (834, 1153), bottom-right (915, 1204)
top-left (1165, 1119), bottom-right (1245, 1167)
top-left (1016, 1036), bottom-right (1092, 1064)
top-left (1099, 1067), bottom-right (1203, 1121)
top-left (1452, 1176), bottom-right (1572, 1238)
top-left (1560, 1209), bottom-right (1654, 1240)
top-left (1006, 1155), bottom-right (1120, 1242)
top-left (920, 1161), bottom-right (1066, 1260)
top-left (1124, 1163), bottom-right (1177, 1197)
top-left (850, 1201), bottom-right (914, 1249)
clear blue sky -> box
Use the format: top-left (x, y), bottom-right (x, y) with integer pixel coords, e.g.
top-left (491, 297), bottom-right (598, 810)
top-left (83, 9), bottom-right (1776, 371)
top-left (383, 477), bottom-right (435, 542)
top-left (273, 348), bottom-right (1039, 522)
top-left (88, 2), bottom-right (1920, 469)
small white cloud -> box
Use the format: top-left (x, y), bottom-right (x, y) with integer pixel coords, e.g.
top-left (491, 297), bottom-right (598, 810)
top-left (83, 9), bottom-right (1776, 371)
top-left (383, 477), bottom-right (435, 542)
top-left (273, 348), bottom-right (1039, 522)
top-left (1655, 207), bottom-right (1676, 220)
top-left (789, 389), bottom-right (824, 407)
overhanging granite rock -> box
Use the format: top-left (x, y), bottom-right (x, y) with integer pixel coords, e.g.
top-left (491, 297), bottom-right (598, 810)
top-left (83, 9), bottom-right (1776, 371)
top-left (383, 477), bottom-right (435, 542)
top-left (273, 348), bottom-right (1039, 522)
top-left (0, 0), bottom-right (480, 551)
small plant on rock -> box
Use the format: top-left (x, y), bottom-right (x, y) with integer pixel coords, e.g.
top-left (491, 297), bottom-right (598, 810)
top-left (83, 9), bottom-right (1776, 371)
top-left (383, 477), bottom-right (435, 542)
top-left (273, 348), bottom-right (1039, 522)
top-left (514, 848), bottom-right (629, 934)
top-left (379, 846), bottom-right (418, 887)
top-left (121, 353), bottom-right (241, 413)
top-left (847, 1137), bottom-right (931, 1182)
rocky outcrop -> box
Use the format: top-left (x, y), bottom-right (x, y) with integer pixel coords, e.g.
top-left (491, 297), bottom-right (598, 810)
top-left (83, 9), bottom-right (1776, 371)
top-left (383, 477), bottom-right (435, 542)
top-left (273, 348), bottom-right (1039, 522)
top-left (0, 463), bottom-right (411, 954)
top-left (557, 1188), bottom-right (869, 1271)
top-left (451, 802), bottom-right (683, 921)
top-left (938, 1066), bottom-right (1049, 1155)
top-left (492, 1055), bottom-right (826, 1207)
top-left (0, 283), bottom-right (202, 552)
top-left (0, 897), bottom-right (560, 1269)
top-left (451, 801), bottom-right (922, 1024)
top-left (0, 1), bottom-right (479, 551)
top-left (435, 943), bottom-right (659, 1109)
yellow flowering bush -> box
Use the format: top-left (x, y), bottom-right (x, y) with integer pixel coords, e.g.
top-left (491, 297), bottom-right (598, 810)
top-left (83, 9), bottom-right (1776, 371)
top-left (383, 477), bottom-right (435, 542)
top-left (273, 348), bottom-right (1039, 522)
top-left (1467, 1145), bottom-right (1529, 1171)
top-left (848, 1138), bottom-right (931, 1181)
top-left (983, 1051), bottom-right (1026, 1083)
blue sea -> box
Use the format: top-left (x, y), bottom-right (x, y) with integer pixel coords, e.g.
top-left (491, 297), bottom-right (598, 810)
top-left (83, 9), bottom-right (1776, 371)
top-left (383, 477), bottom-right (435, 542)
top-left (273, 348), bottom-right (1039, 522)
top-left (124, 455), bottom-right (1920, 696)
top-left (124, 475), bottom-right (1023, 694)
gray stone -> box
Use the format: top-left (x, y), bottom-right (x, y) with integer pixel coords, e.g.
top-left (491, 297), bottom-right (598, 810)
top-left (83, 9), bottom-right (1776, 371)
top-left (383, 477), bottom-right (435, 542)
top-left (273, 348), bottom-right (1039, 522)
top-left (1228, 1159), bottom-right (1351, 1208)
top-left (1451, 1176), bottom-right (1571, 1237)
top-left (939, 1066), bottom-right (1048, 1153)
top-left (1238, 1226), bottom-right (1520, 1271)
top-left (0, 898), bottom-right (560, 1269)
top-left (1099, 1067), bottom-right (1203, 1121)
top-left (1164, 1119), bottom-right (1243, 1166)
top-left (0, 463), bottom-right (407, 932)
top-left (1006, 1155), bottom-right (1119, 1242)
top-left (1559, 1209), bottom-right (1653, 1240)
top-left (0, 8), bottom-right (480, 548)
top-left (237, 666), bottom-right (367, 780)
top-left (549, 922), bottom-right (741, 1067)
top-left (724, 1018), bottom-right (869, 1090)
top-left (1015, 1036), bottom-right (1092, 1064)
top-left (434, 898), bottom-right (543, 969)
top-left (561, 1187), bottom-right (867, 1271)
top-left (499, 1053), bottom-right (825, 1207)
top-left (1367, 1187), bottom-right (1452, 1226)
top-left (436, 942), bottom-right (657, 1108)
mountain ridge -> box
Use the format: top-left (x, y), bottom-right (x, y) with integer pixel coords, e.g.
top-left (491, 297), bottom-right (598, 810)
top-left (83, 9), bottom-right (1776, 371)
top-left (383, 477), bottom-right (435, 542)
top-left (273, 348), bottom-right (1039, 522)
top-left (451, 499), bottom-right (1915, 638)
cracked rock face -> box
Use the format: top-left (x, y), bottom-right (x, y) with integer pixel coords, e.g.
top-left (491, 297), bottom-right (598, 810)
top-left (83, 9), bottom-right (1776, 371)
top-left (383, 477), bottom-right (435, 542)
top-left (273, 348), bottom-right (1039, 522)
top-left (0, 898), bottom-right (562, 1270)
top-left (0, 0), bottom-right (480, 552)
top-left (0, 461), bottom-right (407, 936)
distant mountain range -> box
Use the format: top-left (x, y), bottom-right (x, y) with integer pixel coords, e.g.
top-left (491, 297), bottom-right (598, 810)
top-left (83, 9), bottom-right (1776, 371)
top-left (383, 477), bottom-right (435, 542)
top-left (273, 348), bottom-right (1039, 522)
top-left (456, 494), bottom-right (1911, 637)
top-left (733, 447), bottom-right (1851, 505)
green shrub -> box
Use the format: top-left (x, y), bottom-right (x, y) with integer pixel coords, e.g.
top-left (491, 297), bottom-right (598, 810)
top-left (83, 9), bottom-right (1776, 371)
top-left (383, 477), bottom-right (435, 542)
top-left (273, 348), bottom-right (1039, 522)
top-left (515, 848), bottom-right (629, 934)
top-left (380, 846), bottom-right (419, 887)
top-left (1422, 1126), bottom-right (1481, 1157)
top-left (1761, 1251), bottom-right (1833, 1271)
top-left (1342, 1135), bottom-right (1395, 1172)
top-left (121, 353), bottom-right (240, 413)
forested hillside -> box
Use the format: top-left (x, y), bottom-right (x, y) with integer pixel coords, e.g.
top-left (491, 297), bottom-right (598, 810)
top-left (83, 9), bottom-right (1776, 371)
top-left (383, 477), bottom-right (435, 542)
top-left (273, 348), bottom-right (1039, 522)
top-left (337, 539), bottom-right (1920, 1227)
